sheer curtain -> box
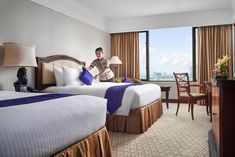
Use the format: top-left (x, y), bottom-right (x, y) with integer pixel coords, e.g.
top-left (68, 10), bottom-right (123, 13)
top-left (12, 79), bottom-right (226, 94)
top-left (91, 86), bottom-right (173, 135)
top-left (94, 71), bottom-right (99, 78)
top-left (111, 32), bottom-right (140, 79)
top-left (197, 24), bottom-right (233, 85)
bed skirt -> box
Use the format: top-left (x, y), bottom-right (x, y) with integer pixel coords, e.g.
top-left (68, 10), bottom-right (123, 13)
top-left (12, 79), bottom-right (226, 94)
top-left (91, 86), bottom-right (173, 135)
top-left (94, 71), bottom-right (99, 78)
top-left (52, 126), bottom-right (112, 157)
top-left (106, 99), bottom-right (163, 134)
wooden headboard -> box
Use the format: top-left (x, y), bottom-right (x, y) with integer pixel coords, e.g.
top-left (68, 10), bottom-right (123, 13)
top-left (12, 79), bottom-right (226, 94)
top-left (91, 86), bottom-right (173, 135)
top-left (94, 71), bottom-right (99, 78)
top-left (35, 55), bottom-right (86, 90)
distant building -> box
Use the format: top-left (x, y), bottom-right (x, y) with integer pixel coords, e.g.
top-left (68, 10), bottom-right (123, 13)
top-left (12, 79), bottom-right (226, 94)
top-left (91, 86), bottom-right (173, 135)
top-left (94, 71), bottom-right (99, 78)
top-left (152, 72), bottom-right (161, 80)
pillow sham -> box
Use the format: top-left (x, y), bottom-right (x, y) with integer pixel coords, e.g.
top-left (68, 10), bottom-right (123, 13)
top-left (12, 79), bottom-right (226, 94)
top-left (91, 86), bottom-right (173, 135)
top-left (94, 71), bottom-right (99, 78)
top-left (62, 66), bottom-right (83, 86)
top-left (79, 67), bottom-right (94, 85)
top-left (53, 67), bottom-right (64, 86)
top-left (122, 77), bottom-right (132, 83)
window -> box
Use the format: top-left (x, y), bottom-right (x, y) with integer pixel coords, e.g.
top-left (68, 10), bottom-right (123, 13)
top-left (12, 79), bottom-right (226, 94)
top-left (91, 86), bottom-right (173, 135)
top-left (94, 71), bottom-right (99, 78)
top-left (139, 27), bottom-right (196, 81)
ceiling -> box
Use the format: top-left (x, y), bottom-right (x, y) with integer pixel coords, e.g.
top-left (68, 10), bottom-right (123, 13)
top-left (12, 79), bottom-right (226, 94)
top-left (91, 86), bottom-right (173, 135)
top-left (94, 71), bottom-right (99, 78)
top-left (32, 0), bottom-right (234, 32)
top-left (75, 0), bottom-right (232, 19)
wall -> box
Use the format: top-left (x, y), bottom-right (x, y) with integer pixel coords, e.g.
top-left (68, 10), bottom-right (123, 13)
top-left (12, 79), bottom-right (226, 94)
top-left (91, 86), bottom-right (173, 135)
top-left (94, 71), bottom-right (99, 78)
top-left (0, 0), bottom-right (110, 91)
top-left (232, 0), bottom-right (235, 21)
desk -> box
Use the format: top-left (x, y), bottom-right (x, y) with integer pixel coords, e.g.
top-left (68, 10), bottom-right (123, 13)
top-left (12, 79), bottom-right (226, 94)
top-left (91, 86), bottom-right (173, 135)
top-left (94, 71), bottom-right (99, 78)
top-left (204, 81), bottom-right (212, 122)
top-left (160, 86), bottom-right (171, 109)
top-left (208, 79), bottom-right (235, 157)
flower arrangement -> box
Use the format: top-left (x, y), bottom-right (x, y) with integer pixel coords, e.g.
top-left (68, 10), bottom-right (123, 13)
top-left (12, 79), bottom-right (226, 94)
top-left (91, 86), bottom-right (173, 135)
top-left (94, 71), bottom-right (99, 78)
top-left (214, 55), bottom-right (231, 77)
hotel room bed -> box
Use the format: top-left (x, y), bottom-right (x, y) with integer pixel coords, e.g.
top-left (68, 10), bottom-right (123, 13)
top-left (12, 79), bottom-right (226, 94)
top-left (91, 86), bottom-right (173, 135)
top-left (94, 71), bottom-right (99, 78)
top-left (0, 91), bottom-right (112, 157)
top-left (43, 82), bottom-right (161, 116)
top-left (35, 55), bottom-right (163, 134)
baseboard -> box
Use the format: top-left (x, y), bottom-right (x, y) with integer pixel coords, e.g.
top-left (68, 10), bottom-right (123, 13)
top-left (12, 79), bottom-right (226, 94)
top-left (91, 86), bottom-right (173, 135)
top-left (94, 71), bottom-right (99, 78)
top-left (208, 129), bottom-right (218, 157)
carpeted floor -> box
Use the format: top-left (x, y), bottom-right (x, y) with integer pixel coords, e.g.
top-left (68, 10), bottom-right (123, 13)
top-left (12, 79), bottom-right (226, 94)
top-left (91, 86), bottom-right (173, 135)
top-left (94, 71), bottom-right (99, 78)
top-left (109, 103), bottom-right (211, 157)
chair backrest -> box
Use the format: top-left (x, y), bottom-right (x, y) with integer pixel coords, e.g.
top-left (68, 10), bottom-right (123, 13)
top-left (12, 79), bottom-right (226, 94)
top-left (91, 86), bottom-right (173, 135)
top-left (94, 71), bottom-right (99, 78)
top-left (173, 72), bottom-right (191, 98)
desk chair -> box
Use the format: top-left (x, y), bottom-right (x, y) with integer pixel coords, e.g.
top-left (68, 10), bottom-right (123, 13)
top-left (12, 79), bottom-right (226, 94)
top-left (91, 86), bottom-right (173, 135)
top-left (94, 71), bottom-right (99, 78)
top-left (173, 72), bottom-right (209, 120)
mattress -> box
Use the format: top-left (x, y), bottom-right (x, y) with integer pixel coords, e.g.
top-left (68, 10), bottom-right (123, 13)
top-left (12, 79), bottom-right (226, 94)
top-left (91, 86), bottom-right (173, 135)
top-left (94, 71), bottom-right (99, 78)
top-left (43, 82), bottom-right (161, 116)
top-left (0, 91), bottom-right (107, 157)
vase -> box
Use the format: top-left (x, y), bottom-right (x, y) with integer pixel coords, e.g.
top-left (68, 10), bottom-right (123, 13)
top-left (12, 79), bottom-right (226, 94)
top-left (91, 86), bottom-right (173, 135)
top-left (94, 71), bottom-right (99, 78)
top-left (215, 75), bottom-right (228, 81)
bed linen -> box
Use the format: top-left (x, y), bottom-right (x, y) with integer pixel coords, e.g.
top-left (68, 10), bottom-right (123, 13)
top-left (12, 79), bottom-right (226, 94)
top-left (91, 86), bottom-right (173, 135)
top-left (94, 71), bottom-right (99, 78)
top-left (43, 82), bottom-right (161, 116)
top-left (0, 91), bottom-right (107, 157)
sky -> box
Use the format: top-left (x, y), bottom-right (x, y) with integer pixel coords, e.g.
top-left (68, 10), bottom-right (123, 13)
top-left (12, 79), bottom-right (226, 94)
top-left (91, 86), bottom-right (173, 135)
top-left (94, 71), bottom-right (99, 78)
top-left (139, 27), bottom-right (192, 79)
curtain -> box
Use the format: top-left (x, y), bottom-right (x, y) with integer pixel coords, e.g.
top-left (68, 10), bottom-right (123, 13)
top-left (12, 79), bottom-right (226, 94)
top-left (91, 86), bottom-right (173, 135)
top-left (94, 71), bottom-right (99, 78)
top-left (111, 32), bottom-right (140, 79)
top-left (197, 24), bottom-right (233, 85)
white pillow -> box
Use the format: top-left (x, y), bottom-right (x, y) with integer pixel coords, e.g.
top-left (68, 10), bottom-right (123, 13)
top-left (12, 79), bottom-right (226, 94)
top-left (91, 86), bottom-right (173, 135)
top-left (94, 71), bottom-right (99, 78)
top-left (53, 67), bottom-right (64, 86)
top-left (62, 66), bottom-right (83, 86)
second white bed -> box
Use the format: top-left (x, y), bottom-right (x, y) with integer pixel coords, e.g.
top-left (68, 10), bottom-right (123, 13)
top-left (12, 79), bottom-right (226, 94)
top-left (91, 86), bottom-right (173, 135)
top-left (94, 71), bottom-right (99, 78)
top-left (43, 82), bottom-right (161, 116)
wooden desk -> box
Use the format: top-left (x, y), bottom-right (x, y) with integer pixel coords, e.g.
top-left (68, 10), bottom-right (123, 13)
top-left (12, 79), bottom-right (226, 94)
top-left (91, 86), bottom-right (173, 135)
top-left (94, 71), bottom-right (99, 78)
top-left (204, 81), bottom-right (212, 122)
top-left (208, 79), bottom-right (235, 157)
top-left (160, 86), bottom-right (171, 109)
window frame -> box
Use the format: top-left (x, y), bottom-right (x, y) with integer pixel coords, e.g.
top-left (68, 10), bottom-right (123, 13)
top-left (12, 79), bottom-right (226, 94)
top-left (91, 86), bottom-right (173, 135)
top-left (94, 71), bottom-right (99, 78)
top-left (139, 31), bottom-right (149, 81)
top-left (139, 27), bottom-right (197, 82)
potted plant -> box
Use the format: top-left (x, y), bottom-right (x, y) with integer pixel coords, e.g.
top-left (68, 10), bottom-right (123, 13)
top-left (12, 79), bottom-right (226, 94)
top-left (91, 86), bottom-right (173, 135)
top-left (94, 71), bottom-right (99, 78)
top-left (214, 55), bottom-right (231, 80)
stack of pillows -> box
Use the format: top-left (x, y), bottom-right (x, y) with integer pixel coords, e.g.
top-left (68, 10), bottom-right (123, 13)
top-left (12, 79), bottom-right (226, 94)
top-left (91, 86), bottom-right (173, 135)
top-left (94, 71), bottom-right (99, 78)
top-left (53, 66), bottom-right (94, 86)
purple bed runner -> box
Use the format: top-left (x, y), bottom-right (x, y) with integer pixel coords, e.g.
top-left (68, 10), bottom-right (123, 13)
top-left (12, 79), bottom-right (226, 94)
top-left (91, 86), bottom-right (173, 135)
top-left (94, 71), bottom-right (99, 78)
top-left (105, 83), bottom-right (142, 114)
top-left (0, 93), bottom-right (74, 108)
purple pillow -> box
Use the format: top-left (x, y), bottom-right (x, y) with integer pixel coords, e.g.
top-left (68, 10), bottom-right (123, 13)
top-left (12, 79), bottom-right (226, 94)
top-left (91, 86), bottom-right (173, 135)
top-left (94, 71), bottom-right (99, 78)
top-left (79, 67), bottom-right (93, 85)
top-left (122, 77), bottom-right (132, 83)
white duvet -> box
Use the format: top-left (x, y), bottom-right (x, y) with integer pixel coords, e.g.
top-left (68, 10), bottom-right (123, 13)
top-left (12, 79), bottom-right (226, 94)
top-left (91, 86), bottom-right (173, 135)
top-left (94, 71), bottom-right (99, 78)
top-left (0, 91), bottom-right (107, 157)
top-left (43, 82), bottom-right (161, 116)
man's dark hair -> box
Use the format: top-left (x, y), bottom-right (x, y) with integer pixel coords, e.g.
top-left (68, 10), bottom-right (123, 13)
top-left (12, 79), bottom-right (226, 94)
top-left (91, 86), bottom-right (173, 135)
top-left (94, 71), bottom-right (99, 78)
top-left (95, 47), bottom-right (103, 53)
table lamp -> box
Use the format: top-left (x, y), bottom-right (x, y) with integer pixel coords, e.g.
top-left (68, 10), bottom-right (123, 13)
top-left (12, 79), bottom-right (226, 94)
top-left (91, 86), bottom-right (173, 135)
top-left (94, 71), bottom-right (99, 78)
top-left (2, 42), bottom-right (37, 91)
top-left (109, 56), bottom-right (122, 78)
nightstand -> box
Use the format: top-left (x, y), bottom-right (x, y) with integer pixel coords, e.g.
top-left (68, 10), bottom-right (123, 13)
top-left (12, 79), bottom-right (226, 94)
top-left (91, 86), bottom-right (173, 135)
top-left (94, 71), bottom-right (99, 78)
top-left (160, 86), bottom-right (171, 109)
top-left (14, 85), bottom-right (40, 93)
top-left (14, 84), bottom-right (27, 92)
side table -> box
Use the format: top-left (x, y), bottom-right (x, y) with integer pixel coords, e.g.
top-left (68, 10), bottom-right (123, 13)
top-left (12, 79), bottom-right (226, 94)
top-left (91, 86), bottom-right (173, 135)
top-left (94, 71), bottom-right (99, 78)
top-left (160, 86), bottom-right (171, 109)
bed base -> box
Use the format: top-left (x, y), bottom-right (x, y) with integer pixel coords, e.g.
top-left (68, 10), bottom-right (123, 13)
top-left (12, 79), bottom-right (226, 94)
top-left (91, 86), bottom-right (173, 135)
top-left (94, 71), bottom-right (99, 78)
top-left (52, 126), bottom-right (112, 157)
top-left (106, 99), bottom-right (162, 134)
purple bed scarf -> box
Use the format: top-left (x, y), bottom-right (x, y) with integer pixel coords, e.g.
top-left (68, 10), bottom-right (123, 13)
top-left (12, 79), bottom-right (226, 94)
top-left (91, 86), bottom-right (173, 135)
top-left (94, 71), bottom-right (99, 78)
top-left (104, 83), bottom-right (142, 114)
top-left (0, 93), bottom-right (74, 108)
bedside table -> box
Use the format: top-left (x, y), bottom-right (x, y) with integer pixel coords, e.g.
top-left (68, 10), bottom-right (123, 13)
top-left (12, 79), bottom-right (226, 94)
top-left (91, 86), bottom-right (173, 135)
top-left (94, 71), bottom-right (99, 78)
top-left (14, 85), bottom-right (40, 93)
top-left (160, 86), bottom-right (171, 109)
top-left (14, 84), bottom-right (27, 92)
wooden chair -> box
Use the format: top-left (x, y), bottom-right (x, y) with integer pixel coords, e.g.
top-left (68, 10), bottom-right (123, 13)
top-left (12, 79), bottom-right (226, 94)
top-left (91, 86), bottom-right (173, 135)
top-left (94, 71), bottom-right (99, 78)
top-left (173, 72), bottom-right (209, 120)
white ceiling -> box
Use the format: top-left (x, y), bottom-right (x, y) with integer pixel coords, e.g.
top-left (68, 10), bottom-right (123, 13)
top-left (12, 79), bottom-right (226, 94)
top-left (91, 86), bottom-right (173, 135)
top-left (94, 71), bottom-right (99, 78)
top-left (76, 0), bottom-right (232, 19)
top-left (31, 0), bottom-right (234, 32)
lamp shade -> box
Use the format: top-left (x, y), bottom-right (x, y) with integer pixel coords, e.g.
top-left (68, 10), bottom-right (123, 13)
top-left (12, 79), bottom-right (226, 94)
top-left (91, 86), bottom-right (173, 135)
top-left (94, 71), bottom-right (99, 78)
top-left (2, 42), bottom-right (37, 67)
top-left (109, 56), bottom-right (122, 64)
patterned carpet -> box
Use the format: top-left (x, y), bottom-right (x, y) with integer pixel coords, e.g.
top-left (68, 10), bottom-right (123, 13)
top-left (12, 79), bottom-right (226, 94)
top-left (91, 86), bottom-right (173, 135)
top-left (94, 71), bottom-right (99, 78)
top-left (109, 103), bottom-right (211, 157)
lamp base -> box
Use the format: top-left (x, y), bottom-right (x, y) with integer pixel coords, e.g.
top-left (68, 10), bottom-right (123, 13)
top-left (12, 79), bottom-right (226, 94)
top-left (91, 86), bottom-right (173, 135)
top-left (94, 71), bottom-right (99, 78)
top-left (14, 67), bottom-right (28, 92)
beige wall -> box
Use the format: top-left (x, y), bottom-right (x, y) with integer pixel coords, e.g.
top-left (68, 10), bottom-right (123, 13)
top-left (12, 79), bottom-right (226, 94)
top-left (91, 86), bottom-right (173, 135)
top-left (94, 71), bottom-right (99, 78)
top-left (0, 0), bottom-right (110, 90)
top-left (232, 0), bottom-right (235, 21)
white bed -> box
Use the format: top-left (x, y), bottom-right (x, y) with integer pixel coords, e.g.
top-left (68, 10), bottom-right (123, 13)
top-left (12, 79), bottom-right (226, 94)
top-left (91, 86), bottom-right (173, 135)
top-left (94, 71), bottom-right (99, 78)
top-left (0, 91), bottom-right (110, 157)
top-left (43, 82), bottom-right (161, 116)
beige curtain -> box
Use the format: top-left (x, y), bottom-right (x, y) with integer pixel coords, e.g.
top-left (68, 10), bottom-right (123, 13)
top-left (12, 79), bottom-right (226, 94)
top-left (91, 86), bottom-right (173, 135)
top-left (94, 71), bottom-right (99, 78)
top-left (197, 24), bottom-right (233, 85)
top-left (111, 32), bottom-right (140, 79)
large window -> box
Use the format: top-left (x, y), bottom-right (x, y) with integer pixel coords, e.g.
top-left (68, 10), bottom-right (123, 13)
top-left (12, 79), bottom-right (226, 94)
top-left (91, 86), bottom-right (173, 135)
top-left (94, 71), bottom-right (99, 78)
top-left (139, 27), bottom-right (196, 81)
